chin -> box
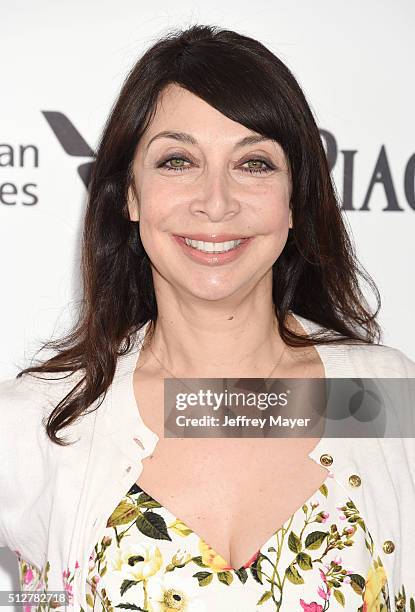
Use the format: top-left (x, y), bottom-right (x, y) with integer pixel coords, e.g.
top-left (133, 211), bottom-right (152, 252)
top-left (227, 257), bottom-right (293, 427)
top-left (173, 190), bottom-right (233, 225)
top-left (183, 283), bottom-right (240, 302)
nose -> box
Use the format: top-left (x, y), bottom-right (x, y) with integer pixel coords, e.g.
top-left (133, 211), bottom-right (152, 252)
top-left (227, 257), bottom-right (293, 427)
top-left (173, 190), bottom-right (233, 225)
top-left (188, 167), bottom-right (241, 221)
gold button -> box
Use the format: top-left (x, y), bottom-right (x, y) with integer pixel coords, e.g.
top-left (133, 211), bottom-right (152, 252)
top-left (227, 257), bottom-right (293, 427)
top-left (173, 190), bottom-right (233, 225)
top-left (382, 540), bottom-right (395, 554)
top-left (396, 596), bottom-right (405, 610)
top-left (320, 453), bottom-right (333, 467)
top-left (348, 474), bottom-right (361, 487)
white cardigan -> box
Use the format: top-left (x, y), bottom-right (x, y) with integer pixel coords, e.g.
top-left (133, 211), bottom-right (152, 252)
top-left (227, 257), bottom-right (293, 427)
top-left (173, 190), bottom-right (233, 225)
top-left (1, 312), bottom-right (415, 610)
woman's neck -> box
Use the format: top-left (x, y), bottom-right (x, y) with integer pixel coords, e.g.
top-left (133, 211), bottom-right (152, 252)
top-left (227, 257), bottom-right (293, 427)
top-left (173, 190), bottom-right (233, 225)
top-left (137, 311), bottom-right (317, 380)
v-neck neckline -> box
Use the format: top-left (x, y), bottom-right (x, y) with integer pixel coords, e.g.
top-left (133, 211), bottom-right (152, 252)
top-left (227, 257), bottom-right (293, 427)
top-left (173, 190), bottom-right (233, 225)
top-left (127, 473), bottom-right (336, 573)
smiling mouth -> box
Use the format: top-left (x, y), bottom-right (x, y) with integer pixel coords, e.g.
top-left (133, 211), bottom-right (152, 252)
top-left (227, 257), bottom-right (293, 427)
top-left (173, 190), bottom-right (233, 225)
top-left (179, 236), bottom-right (250, 253)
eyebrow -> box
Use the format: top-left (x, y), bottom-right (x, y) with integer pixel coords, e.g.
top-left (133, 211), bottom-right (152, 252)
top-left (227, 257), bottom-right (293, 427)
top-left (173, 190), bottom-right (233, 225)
top-left (145, 130), bottom-right (275, 152)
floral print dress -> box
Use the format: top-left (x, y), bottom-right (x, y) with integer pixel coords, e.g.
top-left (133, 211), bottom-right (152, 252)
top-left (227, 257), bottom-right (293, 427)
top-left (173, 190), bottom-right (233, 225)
top-left (83, 472), bottom-right (391, 611)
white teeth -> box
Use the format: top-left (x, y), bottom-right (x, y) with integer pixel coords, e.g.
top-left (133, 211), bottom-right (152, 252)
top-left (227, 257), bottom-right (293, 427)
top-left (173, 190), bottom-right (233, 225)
top-left (184, 239), bottom-right (243, 253)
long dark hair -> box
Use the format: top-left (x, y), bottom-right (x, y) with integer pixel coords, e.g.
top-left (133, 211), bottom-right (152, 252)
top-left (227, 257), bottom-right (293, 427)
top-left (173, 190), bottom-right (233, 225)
top-left (17, 24), bottom-right (382, 445)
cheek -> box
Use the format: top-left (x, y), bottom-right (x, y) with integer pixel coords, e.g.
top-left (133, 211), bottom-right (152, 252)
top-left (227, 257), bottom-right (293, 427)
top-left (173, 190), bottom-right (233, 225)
top-left (139, 194), bottom-right (166, 227)
top-left (257, 191), bottom-right (291, 231)
top-left (138, 177), bottom-right (179, 222)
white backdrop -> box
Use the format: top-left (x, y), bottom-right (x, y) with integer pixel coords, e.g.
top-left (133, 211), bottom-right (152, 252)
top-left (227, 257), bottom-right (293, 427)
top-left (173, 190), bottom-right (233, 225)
top-left (1, 0), bottom-right (414, 605)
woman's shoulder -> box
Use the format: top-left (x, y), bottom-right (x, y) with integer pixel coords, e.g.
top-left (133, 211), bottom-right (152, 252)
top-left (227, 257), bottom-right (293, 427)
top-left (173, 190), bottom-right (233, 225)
top-left (0, 370), bottom-right (86, 447)
top-left (343, 342), bottom-right (415, 378)
top-left (294, 312), bottom-right (415, 378)
top-left (0, 375), bottom-right (49, 430)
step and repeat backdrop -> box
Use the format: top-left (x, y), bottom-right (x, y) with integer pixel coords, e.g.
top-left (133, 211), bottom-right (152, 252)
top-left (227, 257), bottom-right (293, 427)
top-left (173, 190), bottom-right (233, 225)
top-left (1, 0), bottom-right (414, 605)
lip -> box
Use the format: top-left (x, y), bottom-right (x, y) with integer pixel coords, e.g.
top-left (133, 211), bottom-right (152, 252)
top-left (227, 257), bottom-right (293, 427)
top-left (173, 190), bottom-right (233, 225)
top-left (172, 234), bottom-right (254, 266)
top-left (175, 233), bottom-right (251, 242)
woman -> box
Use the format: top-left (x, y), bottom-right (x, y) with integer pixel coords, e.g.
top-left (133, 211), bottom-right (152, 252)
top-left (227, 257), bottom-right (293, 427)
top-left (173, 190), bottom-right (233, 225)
top-left (1, 23), bottom-right (414, 611)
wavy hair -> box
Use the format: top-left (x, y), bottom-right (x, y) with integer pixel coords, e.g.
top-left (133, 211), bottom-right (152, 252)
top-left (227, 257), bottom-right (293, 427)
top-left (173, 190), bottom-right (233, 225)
top-left (17, 23), bottom-right (382, 445)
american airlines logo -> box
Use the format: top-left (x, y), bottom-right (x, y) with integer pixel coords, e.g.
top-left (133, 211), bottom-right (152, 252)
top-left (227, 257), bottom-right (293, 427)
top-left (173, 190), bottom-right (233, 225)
top-left (12, 111), bottom-right (413, 211)
top-left (42, 112), bottom-right (95, 188)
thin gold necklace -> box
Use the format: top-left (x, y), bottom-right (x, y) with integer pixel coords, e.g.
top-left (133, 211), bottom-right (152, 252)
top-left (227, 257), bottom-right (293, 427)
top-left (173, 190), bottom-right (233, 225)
top-left (147, 336), bottom-right (287, 394)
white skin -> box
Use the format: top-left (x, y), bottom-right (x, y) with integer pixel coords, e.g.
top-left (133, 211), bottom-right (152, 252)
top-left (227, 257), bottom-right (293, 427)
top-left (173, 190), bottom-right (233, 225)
top-left (127, 82), bottom-right (310, 378)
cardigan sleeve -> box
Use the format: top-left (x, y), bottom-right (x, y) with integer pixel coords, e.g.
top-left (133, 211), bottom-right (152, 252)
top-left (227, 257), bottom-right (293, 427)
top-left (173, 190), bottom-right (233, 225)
top-left (0, 375), bottom-right (55, 554)
top-left (0, 376), bottom-right (27, 551)
top-left (0, 369), bottom-right (85, 562)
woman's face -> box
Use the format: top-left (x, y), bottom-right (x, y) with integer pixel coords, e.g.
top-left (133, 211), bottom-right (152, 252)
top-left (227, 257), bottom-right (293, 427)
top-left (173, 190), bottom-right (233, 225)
top-left (128, 83), bottom-right (292, 302)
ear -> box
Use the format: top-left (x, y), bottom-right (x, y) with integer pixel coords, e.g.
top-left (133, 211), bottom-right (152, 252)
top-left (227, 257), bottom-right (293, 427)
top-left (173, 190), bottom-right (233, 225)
top-left (127, 184), bottom-right (140, 221)
top-left (289, 208), bottom-right (293, 229)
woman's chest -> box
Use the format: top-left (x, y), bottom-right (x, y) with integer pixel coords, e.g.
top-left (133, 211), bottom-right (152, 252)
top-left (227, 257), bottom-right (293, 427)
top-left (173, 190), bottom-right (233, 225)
top-left (136, 438), bottom-right (328, 571)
